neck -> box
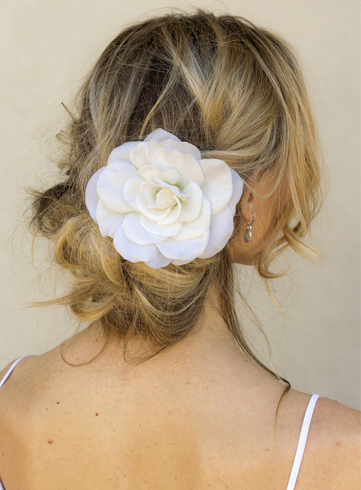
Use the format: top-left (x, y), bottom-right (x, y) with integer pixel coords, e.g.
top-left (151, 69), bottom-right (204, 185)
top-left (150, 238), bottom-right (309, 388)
top-left (61, 287), bottom-right (245, 371)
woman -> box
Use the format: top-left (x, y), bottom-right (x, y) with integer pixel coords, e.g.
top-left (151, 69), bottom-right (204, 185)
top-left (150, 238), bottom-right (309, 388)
top-left (0, 8), bottom-right (359, 490)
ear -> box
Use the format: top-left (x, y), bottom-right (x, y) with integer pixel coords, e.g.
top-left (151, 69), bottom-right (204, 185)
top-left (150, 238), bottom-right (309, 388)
top-left (239, 168), bottom-right (263, 223)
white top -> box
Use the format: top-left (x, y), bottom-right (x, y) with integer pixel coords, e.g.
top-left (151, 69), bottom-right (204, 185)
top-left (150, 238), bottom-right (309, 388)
top-left (0, 355), bottom-right (320, 490)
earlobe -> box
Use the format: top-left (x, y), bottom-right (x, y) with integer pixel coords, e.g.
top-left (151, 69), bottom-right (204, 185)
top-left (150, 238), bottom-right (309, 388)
top-left (239, 167), bottom-right (263, 223)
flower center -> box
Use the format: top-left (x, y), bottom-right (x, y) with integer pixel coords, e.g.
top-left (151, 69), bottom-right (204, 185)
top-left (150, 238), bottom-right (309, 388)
top-left (139, 177), bottom-right (189, 210)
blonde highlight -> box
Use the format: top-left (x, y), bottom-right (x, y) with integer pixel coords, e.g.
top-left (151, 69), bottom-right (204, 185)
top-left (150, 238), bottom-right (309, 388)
top-left (25, 8), bottom-right (326, 425)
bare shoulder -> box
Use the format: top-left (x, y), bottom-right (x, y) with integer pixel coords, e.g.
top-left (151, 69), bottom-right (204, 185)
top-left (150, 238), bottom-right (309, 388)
top-left (0, 355), bottom-right (38, 414)
top-left (315, 396), bottom-right (361, 449)
top-left (0, 358), bottom-right (20, 380)
top-left (316, 396), bottom-right (361, 430)
top-left (0, 355), bottom-right (38, 381)
top-left (0, 356), bottom-right (34, 387)
top-left (298, 396), bottom-right (361, 490)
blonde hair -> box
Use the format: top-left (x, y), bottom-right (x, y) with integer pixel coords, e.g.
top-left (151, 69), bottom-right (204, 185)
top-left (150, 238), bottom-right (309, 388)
top-left (27, 8), bottom-right (325, 420)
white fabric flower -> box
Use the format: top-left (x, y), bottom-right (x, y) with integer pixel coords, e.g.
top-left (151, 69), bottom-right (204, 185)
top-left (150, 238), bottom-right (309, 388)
top-left (85, 128), bottom-right (244, 269)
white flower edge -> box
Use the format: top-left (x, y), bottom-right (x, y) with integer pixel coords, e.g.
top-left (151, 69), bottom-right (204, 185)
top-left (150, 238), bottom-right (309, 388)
top-left (85, 129), bottom-right (244, 268)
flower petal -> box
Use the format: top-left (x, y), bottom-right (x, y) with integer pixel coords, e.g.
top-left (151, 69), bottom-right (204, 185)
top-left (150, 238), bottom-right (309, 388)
top-left (85, 168), bottom-right (104, 221)
top-left (157, 229), bottom-right (210, 261)
top-left (130, 140), bottom-right (169, 171)
top-left (227, 169), bottom-right (244, 215)
top-left (171, 258), bottom-right (194, 265)
top-left (140, 214), bottom-right (182, 237)
top-left (157, 199), bottom-right (181, 225)
top-left (139, 164), bottom-right (162, 182)
top-left (144, 128), bottom-right (201, 160)
top-left (108, 141), bottom-right (138, 164)
top-left (198, 206), bottom-right (235, 259)
top-left (144, 253), bottom-right (171, 269)
top-left (144, 128), bottom-right (182, 143)
top-left (97, 160), bottom-right (138, 213)
top-left (96, 200), bottom-right (126, 238)
top-left (139, 181), bottom-right (159, 206)
top-left (136, 193), bottom-right (171, 221)
top-left (123, 175), bottom-right (145, 211)
top-left (123, 212), bottom-right (166, 245)
top-left (178, 182), bottom-right (203, 222)
top-left (199, 159), bottom-right (233, 215)
top-left (152, 146), bottom-right (205, 187)
top-left (155, 187), bottom-right (176, 209)
top-left (113, 225), bottom-right (159, 263)
top-left (173, 198), bottom-right (211, 240)
top-left (160, 168), bottom-right (180, 185)
top-left (129, 141), bottom-right (153, 170)
top-left (159, 139), bottom-right (201, 162)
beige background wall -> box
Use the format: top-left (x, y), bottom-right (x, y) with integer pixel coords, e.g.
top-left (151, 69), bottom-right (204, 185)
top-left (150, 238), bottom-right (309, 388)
top-left (0, 0), bottom-right (359, 409)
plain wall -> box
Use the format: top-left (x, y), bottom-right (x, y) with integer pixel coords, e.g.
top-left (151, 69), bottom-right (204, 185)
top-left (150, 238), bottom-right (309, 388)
top-left (0, 0), bottom-right (359, 409)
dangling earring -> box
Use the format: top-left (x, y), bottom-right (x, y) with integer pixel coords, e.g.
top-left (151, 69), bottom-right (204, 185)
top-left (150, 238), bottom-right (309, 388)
top-left (244, 212), bottom-right (256, 243)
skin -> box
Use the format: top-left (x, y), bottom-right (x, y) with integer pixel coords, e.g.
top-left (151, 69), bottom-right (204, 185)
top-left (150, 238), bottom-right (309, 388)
top-left (0, 170), bottom-right (360, 490)
top-left (53, 167), bottom-right (291, 378)
top-left (62, 168), bottom-right (290, 367)
top-left (61, 168), bottom-right (287, 363)
top-left (229, 168), bottom-right (289, 266)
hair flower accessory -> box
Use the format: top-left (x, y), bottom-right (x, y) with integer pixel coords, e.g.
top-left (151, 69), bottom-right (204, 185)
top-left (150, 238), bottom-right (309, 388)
top-left (85, 128), bottom-right (244, 269)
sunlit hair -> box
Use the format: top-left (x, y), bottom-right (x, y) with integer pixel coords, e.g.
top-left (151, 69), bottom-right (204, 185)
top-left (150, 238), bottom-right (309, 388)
top-left (27, 8), bottom-right (325, 423)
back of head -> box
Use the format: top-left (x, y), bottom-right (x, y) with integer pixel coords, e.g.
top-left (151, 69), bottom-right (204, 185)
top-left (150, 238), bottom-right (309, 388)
top-left (28, 8), bottom-right (324, 369)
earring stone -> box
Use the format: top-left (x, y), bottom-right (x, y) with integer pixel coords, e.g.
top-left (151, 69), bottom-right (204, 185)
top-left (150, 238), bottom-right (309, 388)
top-left (244, 212), bottom-right (256, 243)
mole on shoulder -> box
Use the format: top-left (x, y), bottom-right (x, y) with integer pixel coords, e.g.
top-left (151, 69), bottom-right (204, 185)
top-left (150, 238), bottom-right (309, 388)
top-left (48, 439), bottom-right (53, 444)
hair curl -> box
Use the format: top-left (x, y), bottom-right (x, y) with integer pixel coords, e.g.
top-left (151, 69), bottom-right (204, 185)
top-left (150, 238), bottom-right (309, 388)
top-left (26, 8), bottom-right (325, 424)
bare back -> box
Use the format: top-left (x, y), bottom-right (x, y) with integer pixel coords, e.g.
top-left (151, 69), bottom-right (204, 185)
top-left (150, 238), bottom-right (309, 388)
top-left (0, 338), bottom-right (360, 490)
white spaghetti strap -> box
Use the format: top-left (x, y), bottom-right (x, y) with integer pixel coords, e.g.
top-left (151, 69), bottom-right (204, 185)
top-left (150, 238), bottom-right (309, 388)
top-left (286, 394), bottom-right (320, 490)
top-left (0, 355), bottom-right (31, 389)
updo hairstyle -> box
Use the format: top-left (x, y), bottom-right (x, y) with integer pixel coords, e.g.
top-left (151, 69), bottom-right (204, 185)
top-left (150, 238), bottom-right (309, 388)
top-left (28, 8), bottom-right (324, 417)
